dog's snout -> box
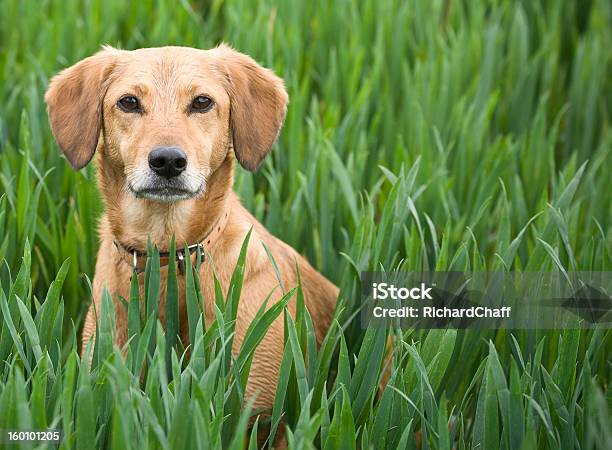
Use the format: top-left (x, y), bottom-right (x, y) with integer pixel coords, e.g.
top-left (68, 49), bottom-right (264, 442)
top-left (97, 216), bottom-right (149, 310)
top-left (148, 147), bottom-right (187, 179)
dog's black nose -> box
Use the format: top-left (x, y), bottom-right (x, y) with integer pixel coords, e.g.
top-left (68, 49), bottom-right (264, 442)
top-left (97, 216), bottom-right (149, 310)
top-left (148, 147), bottom-right (187, 179)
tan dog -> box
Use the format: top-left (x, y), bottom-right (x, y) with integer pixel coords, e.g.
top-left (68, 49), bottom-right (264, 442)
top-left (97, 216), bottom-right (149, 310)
top-left (44, 45), bottom-right (338, 415)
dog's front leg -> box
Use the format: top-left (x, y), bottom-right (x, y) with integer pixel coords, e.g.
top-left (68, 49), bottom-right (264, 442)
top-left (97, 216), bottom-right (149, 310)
top-left (81, 301), bottom-right (98, 361)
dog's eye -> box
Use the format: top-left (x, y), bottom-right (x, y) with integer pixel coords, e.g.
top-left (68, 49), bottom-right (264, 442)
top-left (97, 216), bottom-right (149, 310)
top-left (190, 95), bottom-right (214, 113)
top-left (117, 96), bottom-right (141, 113)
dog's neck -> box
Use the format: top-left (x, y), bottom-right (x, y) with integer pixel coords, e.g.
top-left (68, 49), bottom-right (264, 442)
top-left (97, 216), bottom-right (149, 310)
top-left (97, 150), bottom-right (235, 252)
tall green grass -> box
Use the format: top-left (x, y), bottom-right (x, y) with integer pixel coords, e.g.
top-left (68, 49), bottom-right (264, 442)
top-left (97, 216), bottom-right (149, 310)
top-left (0, 0), bottom-right (610, 448)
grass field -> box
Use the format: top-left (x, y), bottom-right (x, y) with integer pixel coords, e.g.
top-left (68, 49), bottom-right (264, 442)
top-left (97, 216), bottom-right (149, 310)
top-left (0, 0), bottom-right (611, 448)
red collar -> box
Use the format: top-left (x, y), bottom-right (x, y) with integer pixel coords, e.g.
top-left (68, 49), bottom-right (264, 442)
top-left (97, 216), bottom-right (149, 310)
top-left (113, 208), bottom-right (230, 273)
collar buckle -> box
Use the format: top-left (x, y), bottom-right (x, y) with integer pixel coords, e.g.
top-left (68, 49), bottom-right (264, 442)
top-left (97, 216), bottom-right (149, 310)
top-left (177, 250), bottom-right (185, 275)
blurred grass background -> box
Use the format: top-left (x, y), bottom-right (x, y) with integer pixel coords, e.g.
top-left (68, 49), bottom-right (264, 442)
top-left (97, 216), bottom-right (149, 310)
top-left (0, 0), bottom-right (610, 448)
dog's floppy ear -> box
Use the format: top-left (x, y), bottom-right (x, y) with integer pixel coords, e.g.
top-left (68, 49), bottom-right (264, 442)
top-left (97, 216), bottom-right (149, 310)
top-left (212, 44), bottom-right (288, 171)
top-left (44, 47), bottom-right (119, 169)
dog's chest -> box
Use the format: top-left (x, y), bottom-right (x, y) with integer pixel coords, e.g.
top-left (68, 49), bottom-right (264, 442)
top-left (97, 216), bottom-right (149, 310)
top-left (130, 262), bottom-right (228, 337)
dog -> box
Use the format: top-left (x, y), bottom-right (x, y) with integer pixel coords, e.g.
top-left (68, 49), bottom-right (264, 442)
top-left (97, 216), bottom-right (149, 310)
top-left (44, 44), bottom-right (338, 428)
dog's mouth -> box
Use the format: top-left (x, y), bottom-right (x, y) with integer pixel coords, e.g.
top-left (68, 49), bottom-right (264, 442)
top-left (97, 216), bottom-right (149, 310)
top-left (128, 182), bottom-right (204, 203)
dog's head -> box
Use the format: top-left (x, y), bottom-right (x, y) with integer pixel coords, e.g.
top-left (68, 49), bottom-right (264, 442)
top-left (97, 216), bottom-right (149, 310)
top-left (44, 45), bottom-right (288, 202)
